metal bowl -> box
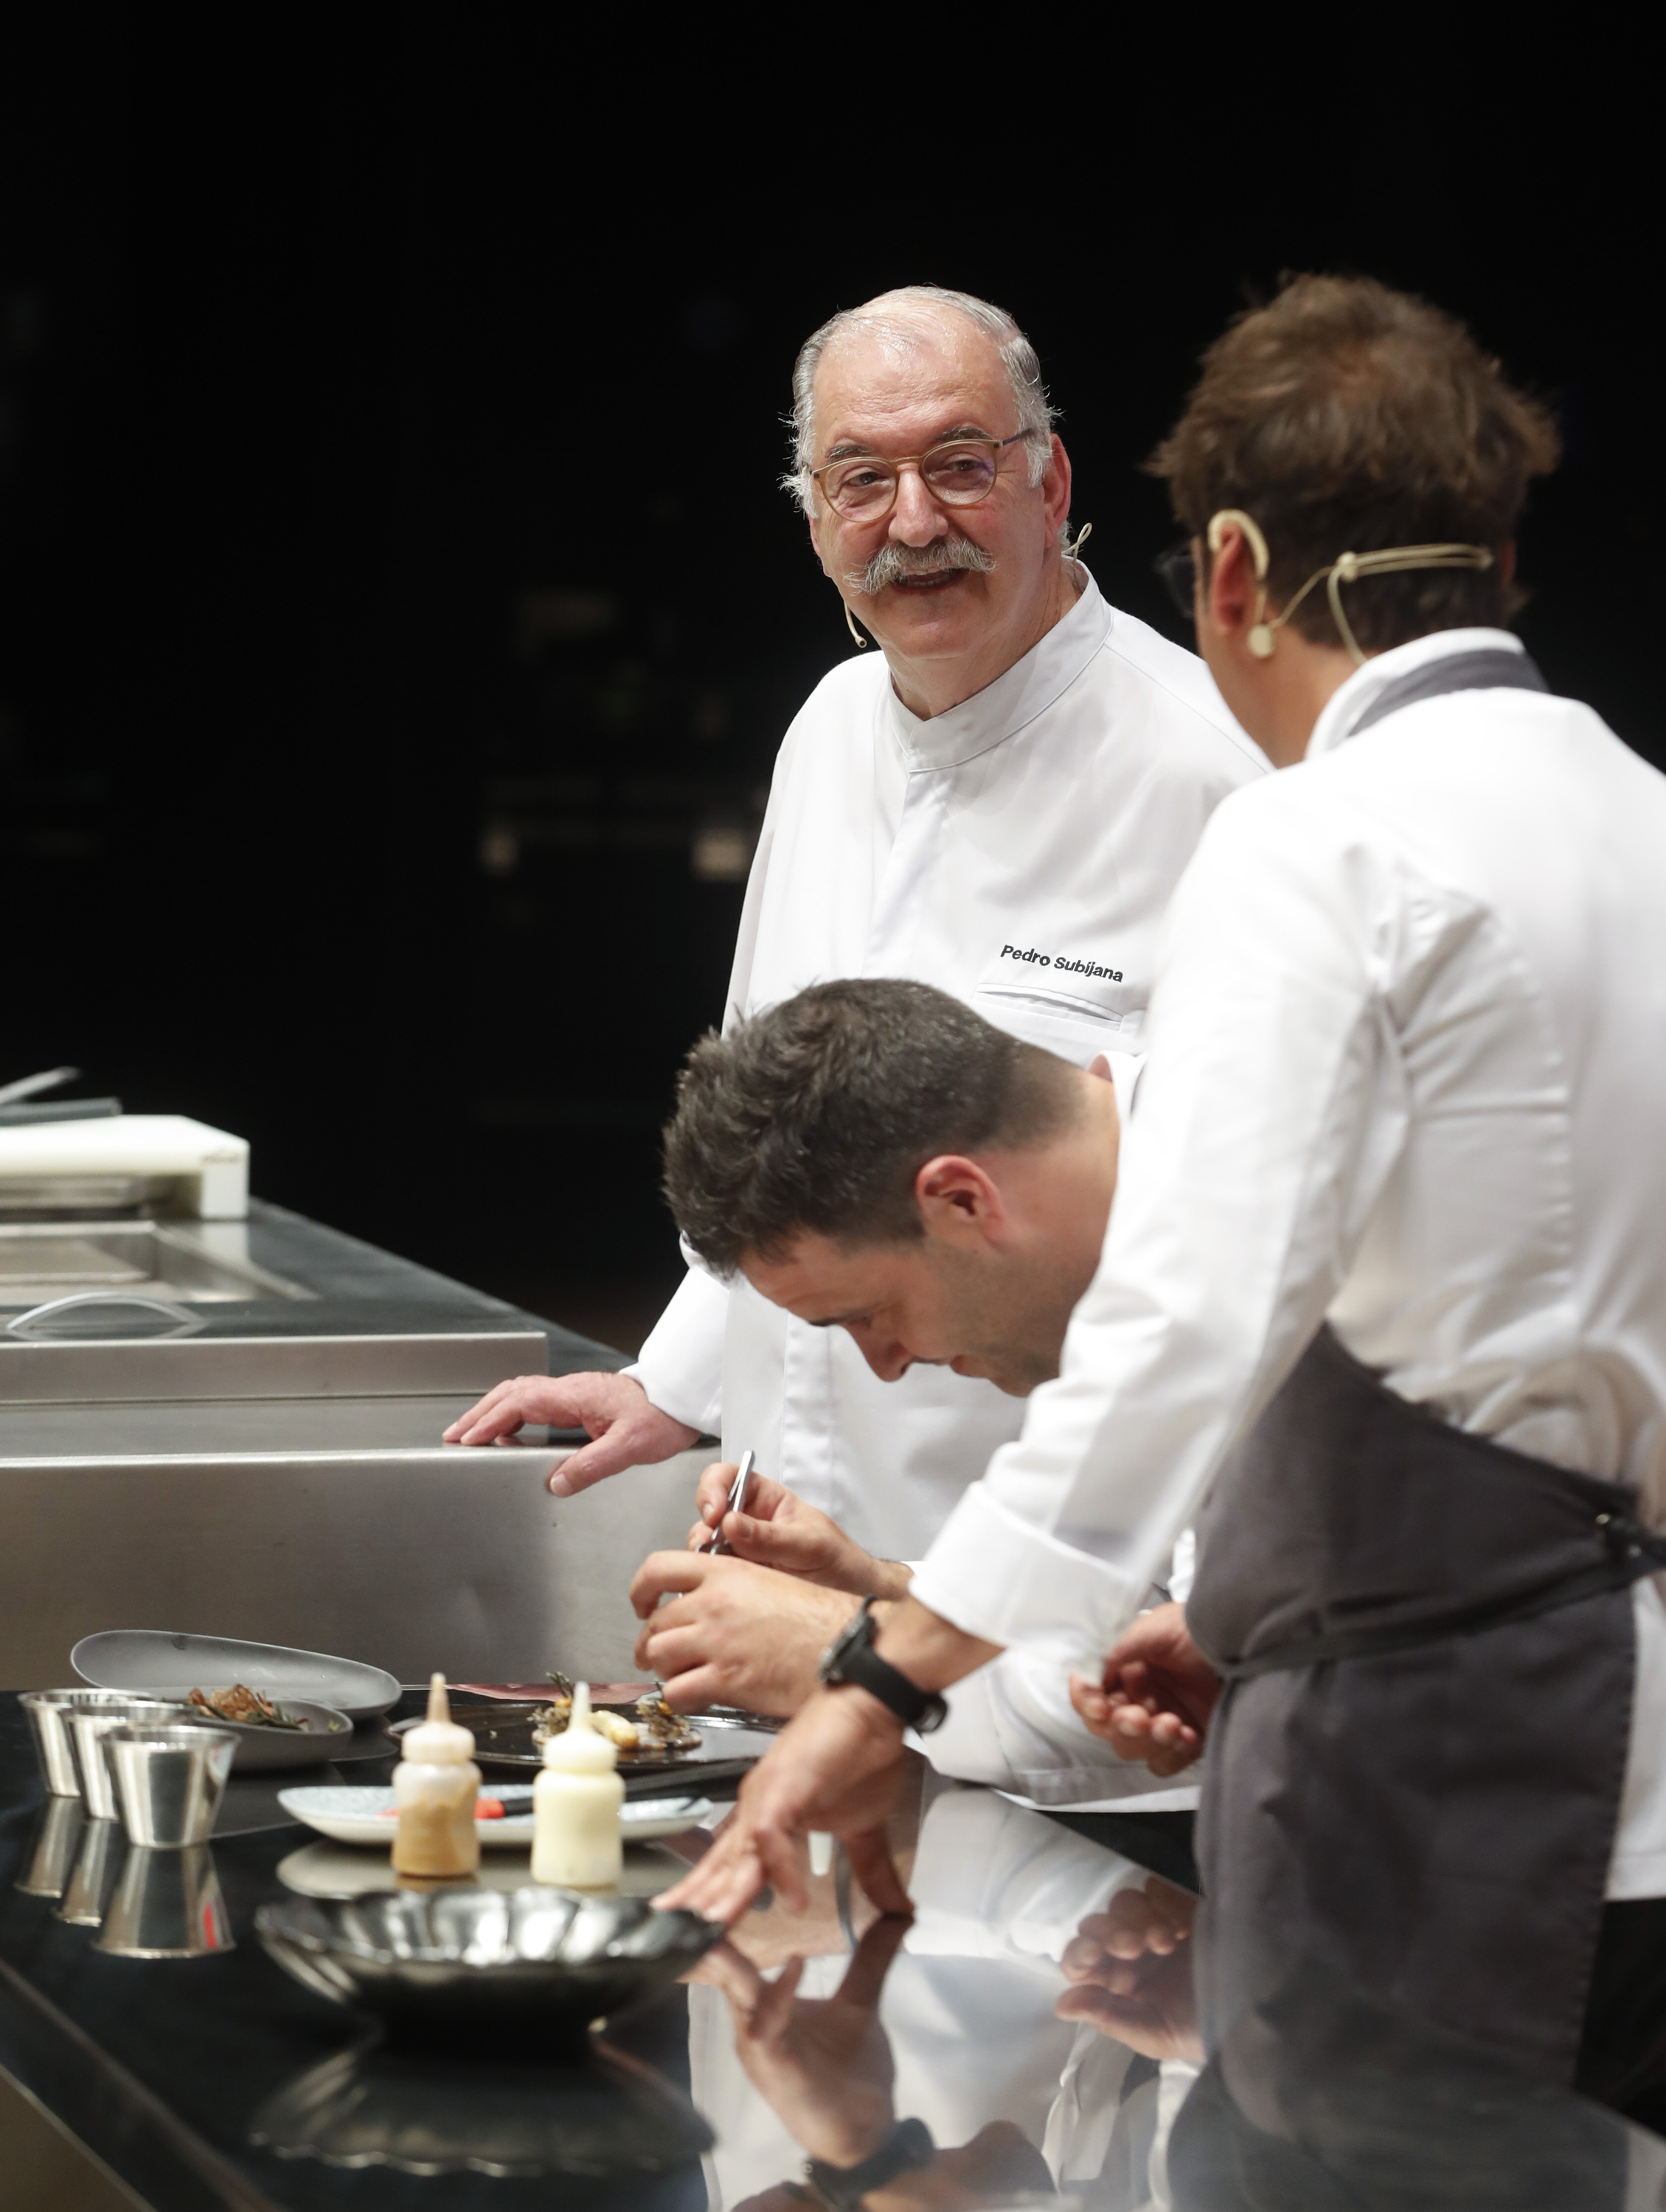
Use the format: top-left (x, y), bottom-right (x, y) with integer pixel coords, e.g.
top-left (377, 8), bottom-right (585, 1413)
top-left (254, 1887), bottom-right (723, 2048)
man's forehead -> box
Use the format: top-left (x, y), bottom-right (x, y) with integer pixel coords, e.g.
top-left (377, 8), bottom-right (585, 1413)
top-left (740, 1229), bottom-right (900, 1312)
top-left (812, 313), bottom-right (1013, 455)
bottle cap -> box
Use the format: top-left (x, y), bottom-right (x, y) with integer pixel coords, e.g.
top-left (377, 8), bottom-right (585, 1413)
top-left (400, 1672), bottom-right (477, 1765)
top-left (541, 1681), bottom-right (618, 1773)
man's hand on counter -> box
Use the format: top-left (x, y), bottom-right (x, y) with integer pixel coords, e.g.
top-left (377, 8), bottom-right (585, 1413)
top-left (631, 1551), bottom-right (858, 1716)
top-left (656, 1596), bottom-right (1001, 1926)
top-left (441, 1371), bottom-right (698, 1495)
top-left (689, 1465), bottom-right (913, 1599)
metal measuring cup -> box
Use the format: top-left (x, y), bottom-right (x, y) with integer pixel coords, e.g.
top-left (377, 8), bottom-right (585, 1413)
top-left (105, 1724), bottom-right (237, 1849)
top-left (68, 1698), bottom-right (186, 1820)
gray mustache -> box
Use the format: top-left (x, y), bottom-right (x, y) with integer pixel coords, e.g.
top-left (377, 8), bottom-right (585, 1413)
top-left (847, 536), bottom-right (997, 597)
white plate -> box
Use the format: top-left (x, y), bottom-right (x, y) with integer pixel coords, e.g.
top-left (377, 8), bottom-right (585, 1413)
top-left (277, 1784), bottom-right (713, 1849)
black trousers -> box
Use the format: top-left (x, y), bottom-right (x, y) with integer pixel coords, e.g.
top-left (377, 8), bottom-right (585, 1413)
top-left (1578, 1899), bottom-right (1666, 2129)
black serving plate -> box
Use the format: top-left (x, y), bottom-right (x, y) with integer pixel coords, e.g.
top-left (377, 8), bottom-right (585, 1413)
top-left (384, 1703), bottom-right (780, 1796)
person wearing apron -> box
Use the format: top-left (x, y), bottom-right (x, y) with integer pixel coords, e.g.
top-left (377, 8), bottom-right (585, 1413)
top-left (660, 277), bottom-right (1666, 2117)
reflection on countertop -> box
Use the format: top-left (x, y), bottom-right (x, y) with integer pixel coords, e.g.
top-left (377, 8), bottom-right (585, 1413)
top-left (5, 1705), bottom-right (1666, 2209)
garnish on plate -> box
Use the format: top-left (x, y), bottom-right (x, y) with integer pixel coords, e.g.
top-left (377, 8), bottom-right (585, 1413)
top-left (187, 1683), bottom-right (306, 1730)
top-left (531, 1686), bottom-right (701, 1756)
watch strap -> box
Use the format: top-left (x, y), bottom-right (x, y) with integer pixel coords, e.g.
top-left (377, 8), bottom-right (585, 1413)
top-left (822, 1600), bottom-right (948, 1735)
top-left (805, 2117), bottom-right (935, 2211)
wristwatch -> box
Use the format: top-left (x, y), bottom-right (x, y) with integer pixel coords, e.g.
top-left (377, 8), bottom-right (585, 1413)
top-left (805, 2117), bottom-right (935, 2211)
top-left (819, 1599), bottom-right (948, 1735)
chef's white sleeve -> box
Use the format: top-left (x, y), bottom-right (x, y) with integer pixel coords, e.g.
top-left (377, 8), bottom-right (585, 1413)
top-left (908, 787), bottom-right (1405, 1671)
top-left (624, 1242), bottom-right (727, 1436)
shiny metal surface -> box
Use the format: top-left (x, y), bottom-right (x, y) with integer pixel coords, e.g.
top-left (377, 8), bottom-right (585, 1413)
top-left (20, 1688), bottom-right (88, 1794)
top-left (106, 1724), bottom-right (237, 1848)
top-left (0, 1326), bottom-right (549, 1403)
top-left (66, 1697), bottom-right (184, 1817)
top-left (0, 1392), bottom-right (537, 1455)
top-left (56, 1815), bottom-right (124, 1926)
top-left (14, 1795), bottom-right (86, 1896)
top-left (4, 1291), bottom-right (206, 1340)
top-left (706, 1446), bottom-right (754, 1557)
top-left (0, 1066), bottom-right (81, 1109)
top-left (95, 1843), bottom-right (234, 1958)
top-left (0, 1220), bottom-right (308, 1310)
top-left (72, 1630), bottom-right (400, 1722)
top-left (255, 1886), bottom-right (723, 2041)
top-left (0, 1442), bottom-right (709, 1688)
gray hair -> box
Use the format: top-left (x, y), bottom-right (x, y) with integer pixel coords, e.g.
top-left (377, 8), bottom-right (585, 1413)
top-left (783, 285), bottom-right (1060, 518)
top-left (662, 978), bottom-right (1079, 1274)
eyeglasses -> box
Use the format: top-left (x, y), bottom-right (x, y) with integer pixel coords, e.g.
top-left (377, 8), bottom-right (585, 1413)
top-left (811, 432), bottom-right (1030, 522)
top-left (1156, 543), bottom-right (1197, 620)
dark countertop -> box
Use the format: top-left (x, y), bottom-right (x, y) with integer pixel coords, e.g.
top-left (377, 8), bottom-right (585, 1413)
top-left (4, 1691), bottom-right (1659, 2211)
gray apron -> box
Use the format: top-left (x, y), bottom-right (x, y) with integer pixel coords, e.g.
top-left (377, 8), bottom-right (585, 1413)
top-left (1187, 647), bottom-right (1666, 2082)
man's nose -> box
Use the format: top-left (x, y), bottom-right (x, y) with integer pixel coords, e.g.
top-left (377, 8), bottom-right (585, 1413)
top-left (850, 1326), bottom-right (914, 1383)
top-left (887, 465), bottom-right (949, 547)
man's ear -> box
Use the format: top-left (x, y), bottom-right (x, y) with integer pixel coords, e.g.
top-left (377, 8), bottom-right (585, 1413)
top-left (1042, 434), bottom-right (1073, 546)
top-left (1203, 524), bottom-right (1260, 641)
top-left (913, 1153), bottom-right (1004, 1242)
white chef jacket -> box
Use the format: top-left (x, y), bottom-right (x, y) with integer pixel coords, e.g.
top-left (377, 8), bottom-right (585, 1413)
top-left (912, 627), bottom-right (1666, 1900)
top-left (630, 568), bottom-right (1266, 1562)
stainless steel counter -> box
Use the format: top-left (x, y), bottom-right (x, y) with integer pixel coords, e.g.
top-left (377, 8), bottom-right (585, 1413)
top-left (0, 1203), bottom-right (705, 1691)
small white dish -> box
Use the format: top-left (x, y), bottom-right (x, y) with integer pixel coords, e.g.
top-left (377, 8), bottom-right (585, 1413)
top-left (277, 1784), bottom-right (712, 1850)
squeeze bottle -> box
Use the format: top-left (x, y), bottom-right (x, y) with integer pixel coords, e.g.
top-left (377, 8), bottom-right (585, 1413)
top-left (532, 1683), bottom-right (624, 1888)
top-left (392, 1672), bottom-right (482, 1877)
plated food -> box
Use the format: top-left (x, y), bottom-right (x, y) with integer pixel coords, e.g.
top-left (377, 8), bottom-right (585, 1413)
top-left (180, 1694), bottom-right (353, 1772)
top-left (386, 1697), bottom-right (779, 1790)
top-left (532, 1683), bottom-right (701, 1758)
top-left (187, 1683), bottom-right (305, 1730)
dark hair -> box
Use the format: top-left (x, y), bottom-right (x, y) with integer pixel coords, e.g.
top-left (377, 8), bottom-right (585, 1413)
top-left (662, 979), bottom-right (1078, 1274)
top-left (1149, 274), bottom-right (1561, 653)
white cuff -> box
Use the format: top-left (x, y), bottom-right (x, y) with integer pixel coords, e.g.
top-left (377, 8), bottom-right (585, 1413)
top-left (909, 1481), bottom-right (1141, 1672)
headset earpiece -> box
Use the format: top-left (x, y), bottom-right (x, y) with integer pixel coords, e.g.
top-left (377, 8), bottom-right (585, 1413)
top-left (1248, 624), bottom-right (1277, 659)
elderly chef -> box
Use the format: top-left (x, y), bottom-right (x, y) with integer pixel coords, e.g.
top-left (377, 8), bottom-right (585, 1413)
top-left (445, 285), bottom-right (1263, 1578)
top-left (659, 275), bottom-right (1666, 2115)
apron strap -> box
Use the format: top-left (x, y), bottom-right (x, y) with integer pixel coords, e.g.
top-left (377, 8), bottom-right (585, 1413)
top-left (1218, 1509), bottom-right (1666, 1680)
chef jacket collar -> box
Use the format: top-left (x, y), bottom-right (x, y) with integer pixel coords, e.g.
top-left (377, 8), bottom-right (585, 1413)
top-left (886, 566), bottom-right (1113, 773)
top-left (1307, 627), bottom-right (1530, 760)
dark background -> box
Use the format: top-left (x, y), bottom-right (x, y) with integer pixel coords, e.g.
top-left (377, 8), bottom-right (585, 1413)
top-left (1, 24), bottom-right (1652, 1354)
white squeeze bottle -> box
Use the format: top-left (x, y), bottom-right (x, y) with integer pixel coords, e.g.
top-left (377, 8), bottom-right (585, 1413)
top-left (392, 1673), bottom-right (482, 1878)
top-left (532, 1683), bottom-right (624, 1889)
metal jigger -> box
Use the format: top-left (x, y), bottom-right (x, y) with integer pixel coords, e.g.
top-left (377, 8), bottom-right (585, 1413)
top-left (105, 1724), bottom-right (237, 1849)
top-left (68, 1700), bottom-right (186, 1820)
top-left (21, 1690), bottom-right (122, 1797)
top-left (15, 1797), bottom-right (88, 1898)
top-left (58, 1818), bottom-right (125, 1927)
top-left (96, 1844), bottom-right (234, 1959)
